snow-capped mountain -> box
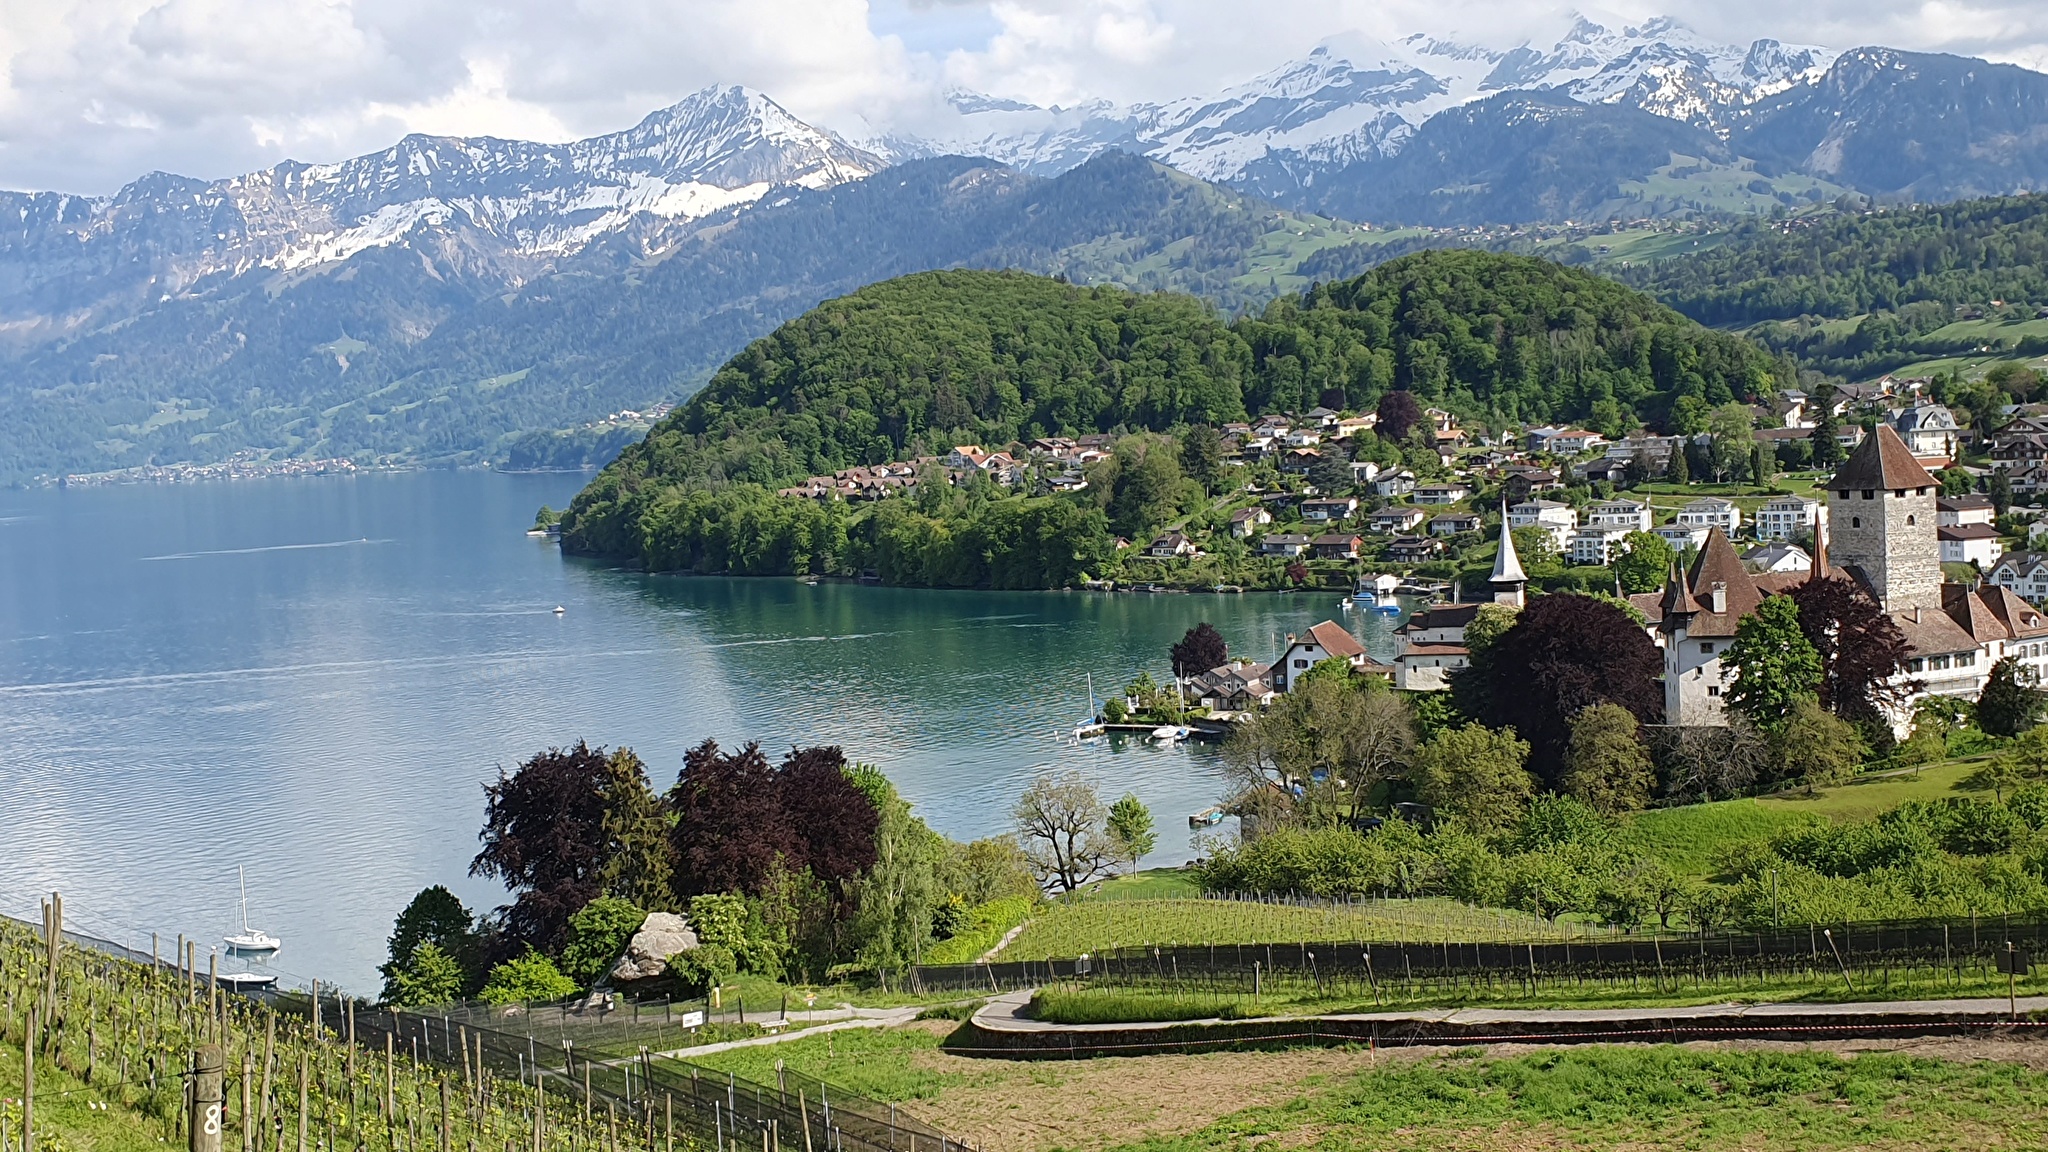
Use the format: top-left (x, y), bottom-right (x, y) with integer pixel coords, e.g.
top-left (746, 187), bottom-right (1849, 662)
top-left (910, 16), bottom-right (1837, 183)
top-left (0, 87), bottom-right (882, 343)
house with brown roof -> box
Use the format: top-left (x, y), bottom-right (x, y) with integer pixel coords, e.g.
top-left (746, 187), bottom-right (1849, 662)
top-left (1271, 620), bottom-right (1391, 693)
top-left (1312, 533), bottom-right (1363, 560)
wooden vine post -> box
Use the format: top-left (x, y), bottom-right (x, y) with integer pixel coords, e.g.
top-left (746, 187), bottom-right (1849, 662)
top-left (190, 1044), bottom-right (225, 1152)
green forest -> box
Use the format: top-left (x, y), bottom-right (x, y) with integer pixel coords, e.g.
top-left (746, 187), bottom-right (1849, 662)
top-left (1623, 194), bottom-right (2048, 378)
top-left (560, 254), bottom-right (1774, 584)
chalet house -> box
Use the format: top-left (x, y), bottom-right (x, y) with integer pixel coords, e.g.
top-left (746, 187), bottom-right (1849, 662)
top-left (1893, 402), bottom-right (1961, 466)
top-left (1185, 660), bottom-right (1278, 713)
top-left (1367, 506), bottom-right (1427, 534)
top-left (1501, 466), bottom-right (1562, 501)
top-left (1386, 535), bottom-right (1444, 563)
top-left (1312, 533), bottom-right (1363, 560)
top-left (1147, 531), bottom-right (1198, 559)
top-left (1429, 512), bottom-right (1482, 536)
top-left (1279, 448), bottom-right (1323, 474)
top-left (1230, 506), bottom-right (1273, 538)
top-left (1301, 497), bottom-right (1359, 523)
top-left (1755, 496), bottom-right (1821, 542)
top-left (1991, 552), bottom-right (2048, 602)
top-left (1259, 533), bottom-right (1312, 557)
top-left (1373, 471), bottom-right (1416, 497)
top-left (1304, 406), bottom-right (1342, 428)
top-left (1574, 458), bottom-right (1631, 485)
top-left (1271, 620), bottom-right (1390, 693)
top-left (1413, 482), bottom-right (1472, 505)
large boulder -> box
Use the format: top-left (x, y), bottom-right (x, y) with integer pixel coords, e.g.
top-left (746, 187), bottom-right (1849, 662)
top-left (605, 912), bottom-right (699, 984)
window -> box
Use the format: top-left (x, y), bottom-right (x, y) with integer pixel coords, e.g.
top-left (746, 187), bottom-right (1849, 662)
top-left (1294, 659), bottom-right (1309, 669)
top-left (1907, 515), bottom-right (1916, 525)
top-left (1862, 490), bottom-right (1874, 500)
top-left (1707, 686), bottom-right (1720, 697)
top-left (1958, 652), bottom-right (1976, 668)
top-left (1699, 643), bottom-right (1715, 654)
top-left (1909, 658), bottom-right (1925, 672)
top-left (1852, 517), bottom-right (1861, 528)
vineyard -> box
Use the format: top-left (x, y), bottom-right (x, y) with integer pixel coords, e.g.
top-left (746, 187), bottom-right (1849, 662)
top-left (1, 899), bottom-right (980, 1152)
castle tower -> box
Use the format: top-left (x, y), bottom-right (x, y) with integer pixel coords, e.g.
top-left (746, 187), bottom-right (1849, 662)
top-left (1490, 505), bottom-right (1526, 608)
top-left (1822, 424), bottom-right (1941, 613)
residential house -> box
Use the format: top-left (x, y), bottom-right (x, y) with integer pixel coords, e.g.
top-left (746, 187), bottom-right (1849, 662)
top-left (1259, 533), bottom-right (1312, 557)
top-left (1047, 472), bottom-right (1089, 493)
top-left (1386, 535), bottom-right (1444, 563)
top-left (1940, 523), bottom-right (2003, 567)
top-left (1413, 481), bottom-right (1472, 505)
top-left (1574, 457), bottom-right (1631, 485)
top-left (1500, 467), bottom-right (1561, 501)
top-left (1185, 660), bottom-right (1278, 713)
top-left (1396, 518), bottom-right (1528, 689)
top-left (1284, 428), bottom-right (1324, 447)
top-left (1524, 426), bottom-right (1571, 452)
top-left (1754, 496), bottom-right (1821, 542)
top-left (1938, 495), bottom-right (1996, 527)
top-left (1586, 498), bottom-right (1652, 532)
top-left (1349, 459), bottom-right (1383, 485)
top-left (1229, 506), bottom-right (1272, 538)
top-left (1742, 542), bottom-right (1812, 573)
top-left (1146, 531), bottom-right (1197, 559)
top-left (1271, 620), bottom-right (1390, 693)
top-left (1893, 402), bottom-right (1961, 466)
top-left (1301, 497), bottom-right (1359, 523)
top-left (1373, 470), bottom-right (1416, 497)
top-left (1429, 512), bottom-right (1482, 536)
top-left (1545, 429), bottom-right (1607, 456)
top-left (1279, 448), bottom-right (1323, 474)
top-left (1304, 406), bottom-right (1342, 429)
top-left (1333, 415), bottom-right (1377, 439)
top-left (1676, 497), bottom-right (1741, 535)
top-left (1570, 525), bottom-right (1633, 565)
top-left (1604, 435), bottom-right (1684, 467)
top-left (1367, 506), bottom-right (1427, 534)
top-left (1312, 533), bottom-right (1363, 560)
top-left (945, 445), bottom-right (991, 469)
top-left (1508, 499), bottom-right (1578, 550)
top-left (1655, 523), bottom-right (1711, 552)
top-left (1991, 552), bottom-right (2048, 603)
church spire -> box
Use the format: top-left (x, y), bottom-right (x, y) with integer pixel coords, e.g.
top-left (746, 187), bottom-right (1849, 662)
top-left (1490, 502), bottom-right (1526, 607)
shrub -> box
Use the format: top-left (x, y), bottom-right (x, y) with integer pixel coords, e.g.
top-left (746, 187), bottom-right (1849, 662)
top-left (560, 897), bottom-right (646, 984)
top-left (479, 948), bottom-right (578, 1005)
top-left (668, 946), bottom-right (738, 995)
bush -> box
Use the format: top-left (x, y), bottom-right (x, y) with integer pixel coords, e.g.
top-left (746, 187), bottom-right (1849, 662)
top-left (668, 946), bottom-right (738, 995)
top-left (560, 897), bottom-right (646, 984)
top-left (479, 948), bottom-right (578, 1005)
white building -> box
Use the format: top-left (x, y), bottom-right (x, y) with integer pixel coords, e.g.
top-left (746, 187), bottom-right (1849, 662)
top-left (1676, 497), bottom-right (1741, 535)
top-left (1938, 495), bottom-right (1995, 527)
top-left (1508, 499), bottom-right (1578, 550)
top-left (1754, 496), bottom-right (1821, 542)
top-left (1893, 402), bottom-right (1961, 465)
top-left (1655, 523), bottom-right (1711, 552)
top-left (1271, 620), bottom-right (1390, 693)
top-left (1395, 517), bottom-right (1526, 691)
top-left (1570, 525), bottom-right (1634, 566)
top-left (1742, 542), bottom-right (1812, 573)
top-left (1585, 498), bottom-right (1652, 532)
top-left (1939, 524), bottom-right (2003, 567)
top-left (1990, 552), bottom-right (2048, 603)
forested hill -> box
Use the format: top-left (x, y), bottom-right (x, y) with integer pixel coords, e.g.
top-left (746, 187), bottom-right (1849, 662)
top-left (1620, 194), bottom-right (2048, 379)
top-left (1625, 195), bottom-right (2048, 327)
top-left (561, 254), bottom-right (1774, 580)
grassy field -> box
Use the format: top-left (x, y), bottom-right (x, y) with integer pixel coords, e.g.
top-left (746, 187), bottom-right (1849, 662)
top-left (999, 897), bottom-right (1602, 961)
top-left (684, 1019), bottom-right (2048, 1152)
top-left (0, 1038), bottom-right (166, 1152)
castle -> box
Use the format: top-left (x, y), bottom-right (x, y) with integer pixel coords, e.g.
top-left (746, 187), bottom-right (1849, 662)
top-left (1660, 424), bottom-right (2048, 731)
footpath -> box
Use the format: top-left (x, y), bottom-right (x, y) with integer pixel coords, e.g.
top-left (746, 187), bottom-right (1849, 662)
top-left (957, 989), bottom-right (2048, 1058)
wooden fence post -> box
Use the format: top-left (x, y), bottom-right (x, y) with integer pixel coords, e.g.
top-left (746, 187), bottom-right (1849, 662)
top-left (190, 1044), bottom-right (225, 1152)
top-left (22, 1007), bottom-right (33, 1152)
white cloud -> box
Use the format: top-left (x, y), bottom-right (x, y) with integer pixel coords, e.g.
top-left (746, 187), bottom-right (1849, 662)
top-left (3, 0), bottom-right (2048, 195)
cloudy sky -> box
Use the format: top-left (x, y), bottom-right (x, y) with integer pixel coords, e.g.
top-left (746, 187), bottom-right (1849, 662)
top-left (4, 0), bottom-right (2046, 195)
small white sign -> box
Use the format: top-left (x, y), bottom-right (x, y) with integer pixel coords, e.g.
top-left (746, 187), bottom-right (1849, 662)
top-left (680, 1010), bottom-right (706, 1028)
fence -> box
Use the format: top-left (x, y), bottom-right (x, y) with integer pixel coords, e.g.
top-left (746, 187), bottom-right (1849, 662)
top-left (898, 913), bottom-right (2048, 994)
top-left (10, 910), bottom-right (982, 1152)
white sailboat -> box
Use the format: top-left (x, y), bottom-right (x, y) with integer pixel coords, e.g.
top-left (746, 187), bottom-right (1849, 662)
top-left (224, 865), bottom-right (281, 955)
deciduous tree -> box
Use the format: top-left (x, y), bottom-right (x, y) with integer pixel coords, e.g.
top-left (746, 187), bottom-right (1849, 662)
top-left (1977, 656), bottom-right (2045, 738)
top-left (1014, 770), bottom-right (1113, 893)
top-left (1787, 575), bottom-right (1911, 726)
top-left (1412, 723), bottom-right (1536, 836)
top-left (1376, 389), bottom-right (1423, 442)
top-left (1106, 794), bottom-right (1158, 874)
top-left (378, 886), bottom-right (478, 1005)
top-left (559, 896), bottom-right (646, 985)
top-left (1561, 703), bottom-right (1657, 815)
top-left (1776, 696), bottom-right (1868, 794)
top-left (1723, 595), bottom-right (1823, 731)
top-left (1612, 531), bottom-right (1674, 595)
top-left (1170, 623), bottom-right (1229, 677)
top-left (472, 742), bottom-right (614, 955)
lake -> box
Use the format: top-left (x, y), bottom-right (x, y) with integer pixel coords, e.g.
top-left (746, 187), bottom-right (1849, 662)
top-left (0, 471), bottom-right (1404, 990)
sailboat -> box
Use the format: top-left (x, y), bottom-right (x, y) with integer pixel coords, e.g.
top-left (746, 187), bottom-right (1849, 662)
top-left (223, 865), bottom-right (281, 955)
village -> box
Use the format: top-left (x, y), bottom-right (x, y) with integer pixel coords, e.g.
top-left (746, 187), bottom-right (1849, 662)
top-left (772, 373), bottom-right (2048, 739)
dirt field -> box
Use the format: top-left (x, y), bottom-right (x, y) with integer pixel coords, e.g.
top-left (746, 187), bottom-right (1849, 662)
top-left (895, 1025), bottom-right (2048, 1152)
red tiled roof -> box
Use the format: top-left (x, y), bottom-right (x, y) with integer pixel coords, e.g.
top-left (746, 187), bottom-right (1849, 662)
top-left (1304, 620), bottom-right (1367, 659)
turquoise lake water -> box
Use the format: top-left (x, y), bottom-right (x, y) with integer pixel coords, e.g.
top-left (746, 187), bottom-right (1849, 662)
top-left (0, 471), bottom-right (1403, 989)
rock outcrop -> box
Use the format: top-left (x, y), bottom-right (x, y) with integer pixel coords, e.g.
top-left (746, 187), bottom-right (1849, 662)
top-left (605, 912), bottom-right (700, 984)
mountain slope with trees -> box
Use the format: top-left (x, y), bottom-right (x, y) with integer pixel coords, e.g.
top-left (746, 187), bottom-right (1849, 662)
top-left (562, 253), bottom-right (1777, 585)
